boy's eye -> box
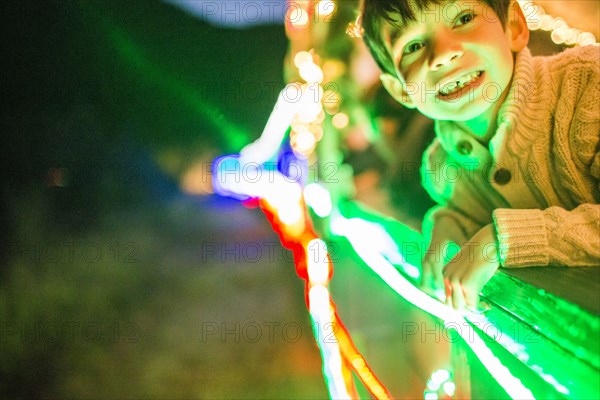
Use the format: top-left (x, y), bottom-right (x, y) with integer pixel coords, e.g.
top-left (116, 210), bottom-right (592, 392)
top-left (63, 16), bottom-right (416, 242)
top-left (403, 41), bottom-right (425, 55)
top-left (455, 12), bottom-right (476, 26)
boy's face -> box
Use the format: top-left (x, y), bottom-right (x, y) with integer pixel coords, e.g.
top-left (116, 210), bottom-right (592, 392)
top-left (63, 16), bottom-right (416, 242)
top-left (381, 0), bottom-right (519, 122)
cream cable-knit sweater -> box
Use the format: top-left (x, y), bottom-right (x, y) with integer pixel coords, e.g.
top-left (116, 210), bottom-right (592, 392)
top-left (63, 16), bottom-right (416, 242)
top-left (421, 45), bottom-right (600, 268)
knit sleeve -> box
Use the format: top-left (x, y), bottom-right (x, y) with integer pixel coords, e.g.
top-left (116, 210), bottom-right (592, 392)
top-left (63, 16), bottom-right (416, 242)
top-left (493, 46), bottom-right (600, 268)
top-left (493, 205), bottom-right (600, 267)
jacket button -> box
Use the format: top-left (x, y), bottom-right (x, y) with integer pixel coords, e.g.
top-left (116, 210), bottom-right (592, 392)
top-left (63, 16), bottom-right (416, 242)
top-left (493, 168), bottom-right (512, 185)
top-left (456, 140), bottom-right (473, 155)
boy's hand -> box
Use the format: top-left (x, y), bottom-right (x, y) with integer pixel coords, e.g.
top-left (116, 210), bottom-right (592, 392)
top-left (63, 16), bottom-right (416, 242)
top-left (442, 224), bottom-right (499, 311)
top-left (420, 222), bottom-right (464, 301)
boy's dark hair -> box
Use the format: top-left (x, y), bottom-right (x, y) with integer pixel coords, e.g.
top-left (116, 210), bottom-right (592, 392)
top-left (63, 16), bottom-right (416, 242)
top-left (360, 0), bottom-right (511, 76)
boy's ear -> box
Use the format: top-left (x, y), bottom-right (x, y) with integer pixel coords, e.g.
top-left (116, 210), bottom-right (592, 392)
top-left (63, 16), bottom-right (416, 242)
top-left (379, 73), bottom-right (416, 109)
top-left (507, 1), bottom-right (529, 52)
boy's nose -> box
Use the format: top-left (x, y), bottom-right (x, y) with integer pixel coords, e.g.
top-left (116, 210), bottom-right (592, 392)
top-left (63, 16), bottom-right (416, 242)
top-left (429, 49), bottom-right (463, 71)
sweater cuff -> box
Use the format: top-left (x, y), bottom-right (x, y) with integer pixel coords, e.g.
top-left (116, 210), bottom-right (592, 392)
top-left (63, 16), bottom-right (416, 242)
top-left (493, 209), bottom-right (549, 268)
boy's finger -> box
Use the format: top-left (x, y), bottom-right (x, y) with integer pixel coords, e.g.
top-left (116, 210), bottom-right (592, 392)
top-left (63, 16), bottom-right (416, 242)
top-left (463, 286), bottom-right (480, 309)
top-left (420, 263), bottom-right (432, 280)
top-left (433, 274), bottom-right (445, 294)
top-left (467, 301), bottom-right (491, 314)
top-left (419, 269), bottom-right (432, 290)
top-left (444, 279), bottom-right (452, 306)
top-left (421, 259), bottom-right (440, 283)
top-left (450, 281), bottom-right (467, 311)
top-left (421, 274), bottom-right (446, 301)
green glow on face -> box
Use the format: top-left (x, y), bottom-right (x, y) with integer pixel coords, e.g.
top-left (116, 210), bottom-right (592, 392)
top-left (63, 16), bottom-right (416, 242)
top-left (82, 1), bottom-right (250, 152)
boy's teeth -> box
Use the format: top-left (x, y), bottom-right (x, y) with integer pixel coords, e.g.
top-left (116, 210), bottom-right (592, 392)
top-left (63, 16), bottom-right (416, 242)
top-left (439, 71), bottom-right (482, 96)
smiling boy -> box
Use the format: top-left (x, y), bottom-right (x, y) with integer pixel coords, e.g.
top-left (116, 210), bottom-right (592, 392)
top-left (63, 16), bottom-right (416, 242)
top-left (359, 0), bottom-right (600, 310)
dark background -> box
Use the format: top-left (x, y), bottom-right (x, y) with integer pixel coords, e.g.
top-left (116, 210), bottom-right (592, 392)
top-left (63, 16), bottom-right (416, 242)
top-left (1, 1), bottom-right (328, 398)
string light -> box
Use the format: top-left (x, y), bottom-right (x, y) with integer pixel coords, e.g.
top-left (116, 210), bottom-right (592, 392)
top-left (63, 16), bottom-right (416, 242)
top-left (346, 15), bottom-right (364, 38)
top-left (332, 112), bottom-right (349, 130)
top-left (443, 382), bottom-right (456, 397)
top-left (304, 183), bottom-right (333, 217)
top-left (316, 0), bottom-right (336, 19)
top-left (213, 45), bottom-right (389, 397)
top-left (307, 239), bottom-right (330, 285)
top-left (294, 129), bottom-right (317, 153)
top-left (290, 54), bottom-right (326, 156)
top-left (424, 368), bottom-right (455, 398)
top-left (518, 0), bottom-right (598, 46)
top-left (289, 8), bottom-right (309, 29)
top-left (294, 51), bottom-right (313, 68)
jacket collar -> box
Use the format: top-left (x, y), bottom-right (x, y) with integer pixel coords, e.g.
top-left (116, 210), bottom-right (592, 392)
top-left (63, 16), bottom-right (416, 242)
top-left (433, 47), bottom-right (538, 162)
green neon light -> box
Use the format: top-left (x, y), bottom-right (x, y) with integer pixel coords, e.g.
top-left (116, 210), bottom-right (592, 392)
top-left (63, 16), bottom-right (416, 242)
top-left (81, 1), bottom-right (250, 152)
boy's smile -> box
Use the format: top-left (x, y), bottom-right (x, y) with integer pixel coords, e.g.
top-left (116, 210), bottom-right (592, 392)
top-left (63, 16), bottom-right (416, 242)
top-left (380, 0), bottom-right (524, 125)
top-left (437, 69), bottom-right (483, 98)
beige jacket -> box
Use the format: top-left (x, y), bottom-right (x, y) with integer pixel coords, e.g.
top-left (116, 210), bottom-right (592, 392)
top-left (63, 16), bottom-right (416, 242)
top-left (421, 45), bottom-right (600, 268)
